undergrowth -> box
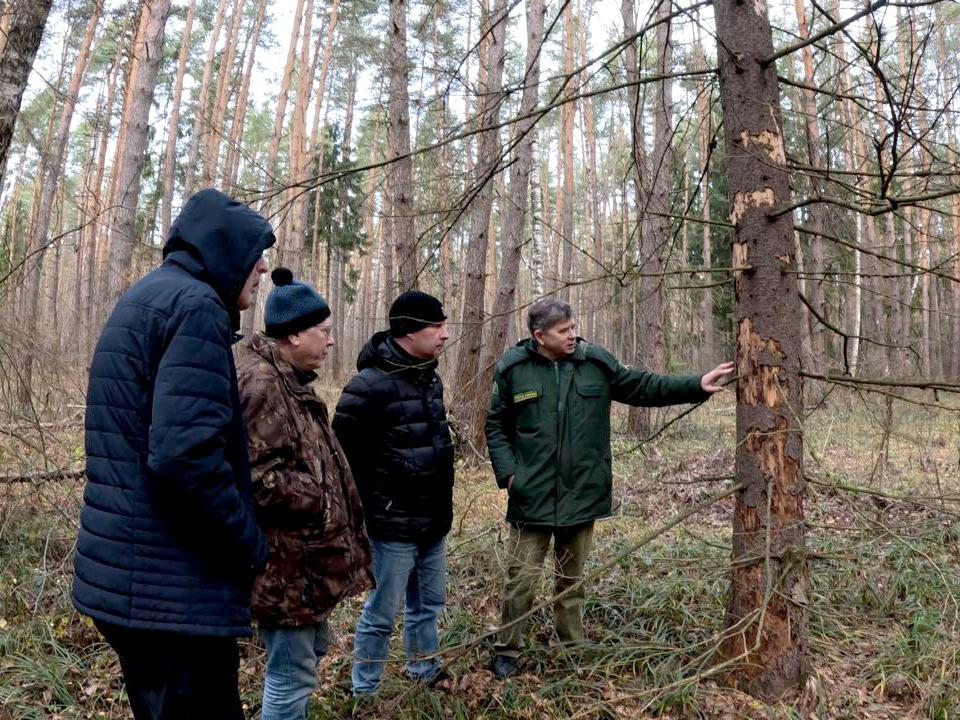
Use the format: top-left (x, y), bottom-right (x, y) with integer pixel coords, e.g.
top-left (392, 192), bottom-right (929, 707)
top-left (1, 389), bottom-right (957, 719)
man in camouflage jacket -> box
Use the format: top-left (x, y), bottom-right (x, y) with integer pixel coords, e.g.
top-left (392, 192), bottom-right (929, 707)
top-left (237, 268), bottom-right (373, 720)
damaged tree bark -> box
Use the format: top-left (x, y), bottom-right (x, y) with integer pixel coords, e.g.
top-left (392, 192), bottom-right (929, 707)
top-left (712, 0), bottom-right (809, 701)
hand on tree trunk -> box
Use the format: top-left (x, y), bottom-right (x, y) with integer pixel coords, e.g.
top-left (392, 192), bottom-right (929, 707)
top-left (701, 361), bottom-right (735, 393)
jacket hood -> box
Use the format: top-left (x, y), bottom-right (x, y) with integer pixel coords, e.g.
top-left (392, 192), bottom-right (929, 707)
top-left (356, 330), bottom-right (439, 374)
top-left (163, 189), bottom-right (275, 323)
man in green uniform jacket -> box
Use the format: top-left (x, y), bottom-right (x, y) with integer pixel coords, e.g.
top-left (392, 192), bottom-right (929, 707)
top-left (485, 298), bottom-right (733, 678)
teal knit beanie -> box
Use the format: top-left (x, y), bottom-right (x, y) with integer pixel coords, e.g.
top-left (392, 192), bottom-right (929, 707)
top-left (264, 267), bottom-right (330, 338)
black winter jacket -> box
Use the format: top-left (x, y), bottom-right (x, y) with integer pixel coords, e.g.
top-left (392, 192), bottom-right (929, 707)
top-left (72, 189), bottom-right (274, 637)
top-left (332, 331), bottom-right (454, 544)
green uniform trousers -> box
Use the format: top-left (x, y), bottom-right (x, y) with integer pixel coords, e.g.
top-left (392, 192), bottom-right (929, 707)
top-left (494, 521), bottom-right (595, 658)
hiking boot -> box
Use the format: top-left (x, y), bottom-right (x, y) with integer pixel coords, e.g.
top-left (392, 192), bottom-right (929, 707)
top-left (490, 654), bottom-right (518, 679)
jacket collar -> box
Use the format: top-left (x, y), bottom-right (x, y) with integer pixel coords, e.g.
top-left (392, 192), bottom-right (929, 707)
top-left (248, 332), bottom-right (320, 402)
top-left (357, 330), bottom-right (439, 378)
top-left (519, 337), bottom-right (587, 363)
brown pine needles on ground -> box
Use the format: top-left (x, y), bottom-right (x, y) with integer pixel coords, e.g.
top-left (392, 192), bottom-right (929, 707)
top-left (0, 387), bottom-right (958, 719)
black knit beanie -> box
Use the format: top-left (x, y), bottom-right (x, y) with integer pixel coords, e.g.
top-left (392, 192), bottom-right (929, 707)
top-left (264, 267), bottom-right (331, 338)
top-left (388, 290), bottom-right (446, 337)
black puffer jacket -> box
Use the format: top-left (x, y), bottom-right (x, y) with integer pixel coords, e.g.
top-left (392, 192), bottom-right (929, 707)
top-left (332, 331), bottom-right (454, 544)
top-left (73, 189), bottom-right (273, 636)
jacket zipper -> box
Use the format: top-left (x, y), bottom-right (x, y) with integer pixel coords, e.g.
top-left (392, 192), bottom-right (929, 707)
top-left (554, 361), bottom-right (561, 525)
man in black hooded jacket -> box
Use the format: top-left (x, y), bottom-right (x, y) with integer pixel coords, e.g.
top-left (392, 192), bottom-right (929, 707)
top-left (73, 189), bottom-right (274, 719)
top-left (333, 290), bottom-right (454, 695)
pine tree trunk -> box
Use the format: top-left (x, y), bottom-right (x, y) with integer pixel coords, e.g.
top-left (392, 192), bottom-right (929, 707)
top-left (834, 7), bottom-right (864, 375)
top-left (478, 0), bottom-right (545, 446)
top-left (183, 0), bottom-right (227, 199)
top-left (159, 0), bottom-right (196, 240)
top-left (550, 146), bottom-right (562, 291)
top-left (0, 0), bottom-right (53, 187)
top-left (74, 128), bottom-right (99, 355)
top-left (307, 0), bottom-right (340, 172)
top-left (434, 125), bottom-right (452, 306)
top-left (713, 0), bottom-right (808, 699)
top-left (103, 0), bottom-right (173, 307)
top-left (304, 0), bottom-right (341, 284)
top-left (330, 62), bottom-right (356, 379)
top-left (895, 9), bottom-right (916, 372)
top-left (19, 0), bottom-right (101, 403)
top-left (530, 154), bottom-right (544, 297)
top-left (912, 26), bottom-right (933, 377)
top-left (579, 2), bottom-right (603, 341)
top-left (621, 0), bottom-right (646, 434)
top-left (279, 0), bottom-right (316, 277)
top-left (203, 0), bottom-right (245, 187)
top-left (900, 212), bottom-right (914, 367)
top-left (936, 5), bottom-right (960, 378)
top-left (241, 0), bottom-right (305, 343)
top-left (793, 0), bottom-right (828, 366)
top-left (380, 159), bottom-right (395, 311)
top-left (223, 0), bottom-right (268, 188)
top-left (387, 0), bottom-right (417, 292)
top-left (260, 0), bottom-right (305, 215)
top-left (310, 57), bottom-right (331, 289)
top-left (48, 181), bottom-right (65, 341)
top-left (454, 0), bottom-right (507, 436)
top-left (462, 0), bottom-right (475, 178)
top-left (694, 35), bottom-right (715, 366)
top-left (85, 12), bottom-right (128, 350)
top-left (626, 0), bottom-right (670, 438)
top-left (558, 1), bottom-right (576, 302)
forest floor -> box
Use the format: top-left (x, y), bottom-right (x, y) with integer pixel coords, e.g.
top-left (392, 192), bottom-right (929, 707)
top-left (0, 384), bottom-right (958, 719)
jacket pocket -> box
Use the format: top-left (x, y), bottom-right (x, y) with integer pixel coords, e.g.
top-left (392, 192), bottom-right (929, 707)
top-left (573, 379), bottom-right (609, 439)
top-left (574, 381), bottom-right (605, 397)
top-left (507, 465), bottom-right (528, 507)
top-left (513, 385), bottom-right (543, 432)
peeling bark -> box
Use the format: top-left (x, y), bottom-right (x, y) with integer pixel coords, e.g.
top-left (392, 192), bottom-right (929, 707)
top-left (713, 0), bottom-right (808, 700)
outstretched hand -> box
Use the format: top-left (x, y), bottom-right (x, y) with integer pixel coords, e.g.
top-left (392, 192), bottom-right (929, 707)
top-left (701, 361), bottom-right (735, 393)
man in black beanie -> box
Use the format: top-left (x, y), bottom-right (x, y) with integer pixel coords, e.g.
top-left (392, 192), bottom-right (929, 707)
top-left (333, 290), bottom-right (454, 695)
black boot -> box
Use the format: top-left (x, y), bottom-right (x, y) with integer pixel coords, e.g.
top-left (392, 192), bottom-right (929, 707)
top-left (490, 654), bottom-right (518, 679)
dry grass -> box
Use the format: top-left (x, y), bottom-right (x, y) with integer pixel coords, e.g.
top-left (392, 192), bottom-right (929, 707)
top-left (0, 385), bottom-right (958, 719)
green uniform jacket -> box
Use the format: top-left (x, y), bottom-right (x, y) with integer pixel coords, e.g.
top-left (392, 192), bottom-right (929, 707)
top-left (485, 338), bottom-right (710, 526)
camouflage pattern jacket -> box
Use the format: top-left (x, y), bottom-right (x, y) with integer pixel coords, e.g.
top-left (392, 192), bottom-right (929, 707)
top-left (237, 333), bottom-right (373, 627)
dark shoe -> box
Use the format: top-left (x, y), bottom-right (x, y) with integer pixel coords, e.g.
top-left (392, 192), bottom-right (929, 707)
top-left (490, 654), bottom-right (518, 679)
top-left (421, 666), bottom-right (451, 687)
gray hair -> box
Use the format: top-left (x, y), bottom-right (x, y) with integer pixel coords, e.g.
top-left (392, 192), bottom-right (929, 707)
top-left (527, 298), bottom-right (573, 335)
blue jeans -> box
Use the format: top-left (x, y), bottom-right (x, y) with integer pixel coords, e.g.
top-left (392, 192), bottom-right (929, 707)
top-left (260, 622), bottom-right (331, 720)
top-left (351, 537), bottom-right (447, 694)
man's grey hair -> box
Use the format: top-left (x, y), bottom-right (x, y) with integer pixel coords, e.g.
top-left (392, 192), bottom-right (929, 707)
top-left (527, 298), bottom-right (573, 335)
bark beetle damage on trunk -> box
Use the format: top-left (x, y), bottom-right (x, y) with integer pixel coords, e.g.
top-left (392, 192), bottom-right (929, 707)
top-left (713, 0), bottom-right (809, 701)
top-left (737, 318), bottom-right (788, 409)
